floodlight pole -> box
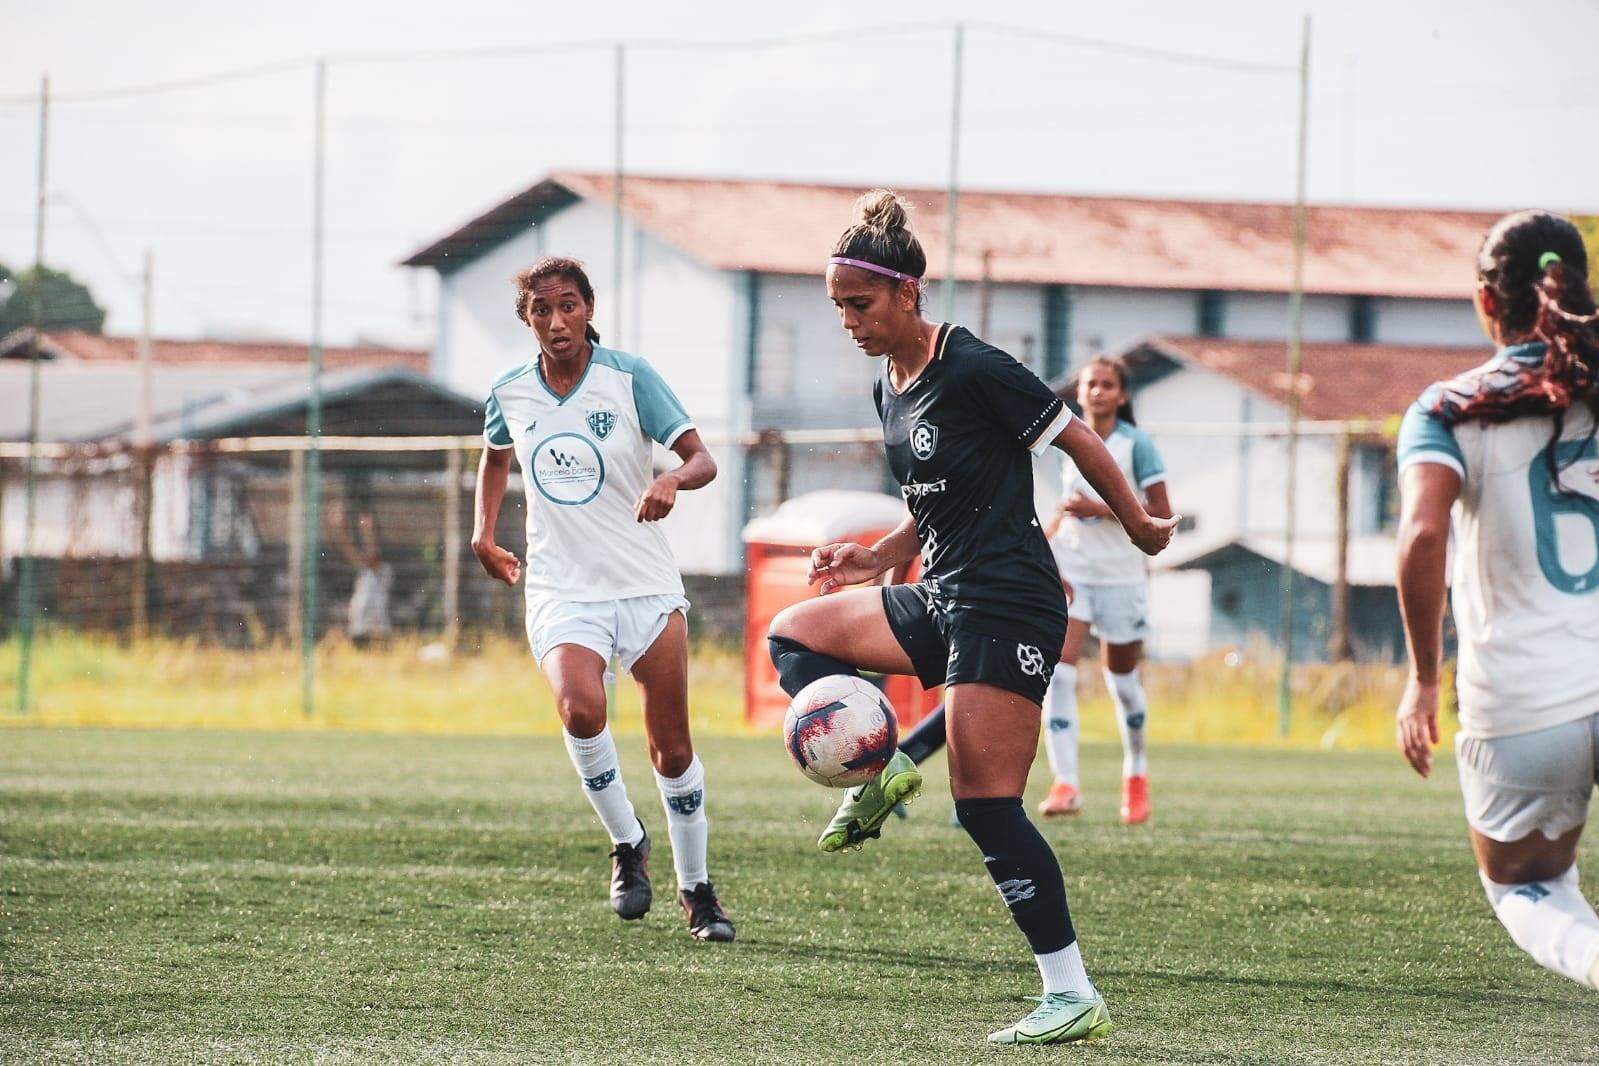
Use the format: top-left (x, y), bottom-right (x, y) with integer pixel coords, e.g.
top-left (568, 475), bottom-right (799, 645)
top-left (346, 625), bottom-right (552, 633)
top-left (612, 43), bottom-right (625, 347)
top-left (15, 74), bottom-right (48, 717)
top-left (1277, 15), bottom-right (1311, 736)
top-left (941, 22), bottom-right (964, 323)
top-left (303, 57), bottom-right (327, 719)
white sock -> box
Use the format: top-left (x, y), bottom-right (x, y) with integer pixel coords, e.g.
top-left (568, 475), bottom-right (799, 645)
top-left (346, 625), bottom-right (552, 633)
top-left (655, 755), bottom-right (709, 891)
top-left (562, 727), bottom-right (643, 847)
top-left (1035, 940), bottom-right (1095, 997)
top-left (1042, 663), bottom-right (1079, 787)
top-left (1104, 666), bottom-right (1149, 778)
top-left (1481, 865), bottom-right (1599, 989)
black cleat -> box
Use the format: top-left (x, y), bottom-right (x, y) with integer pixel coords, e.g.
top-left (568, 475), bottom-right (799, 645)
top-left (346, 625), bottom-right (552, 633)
top-left (679, 881), bottom-right (735, 942)
top-left (609, 825), bottom-right (653, 920)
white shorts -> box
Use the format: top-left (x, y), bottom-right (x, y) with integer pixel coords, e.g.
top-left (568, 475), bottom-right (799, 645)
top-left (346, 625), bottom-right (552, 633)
top-left (1066, 582), bottom-right (1151, 646)
top-left (1456, 713), bottom-right (1599, 843)
top-left (525, 593), bottom-right (690, 672)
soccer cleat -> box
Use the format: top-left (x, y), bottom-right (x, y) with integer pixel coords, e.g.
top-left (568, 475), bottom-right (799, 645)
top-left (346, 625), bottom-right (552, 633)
top-left (608, 825), bottom-right (653, 920)
top-left (817, 750), bottom-right (923, 853)
top-left (1038, 780), bottom-right (1082, 818)
top-left (987, 991), bottom-right (1112, 1045)
top-left (679, 882), bottom-right (736, 942)
top-left (1120, 774), bottom-right (1150, 825)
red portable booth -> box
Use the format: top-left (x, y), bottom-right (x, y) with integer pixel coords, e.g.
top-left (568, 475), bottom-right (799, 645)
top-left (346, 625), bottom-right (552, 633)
top-left (742, 490), bottom-right (942, 731)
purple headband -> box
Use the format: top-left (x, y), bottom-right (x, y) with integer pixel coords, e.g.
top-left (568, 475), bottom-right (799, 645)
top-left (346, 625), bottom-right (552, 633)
top-left (828, 256), bottom-right (920, 283)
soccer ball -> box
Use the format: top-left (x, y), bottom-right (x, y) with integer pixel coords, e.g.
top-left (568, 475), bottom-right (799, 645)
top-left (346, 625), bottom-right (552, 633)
top-left (783, 674), bottom-right (899, 788)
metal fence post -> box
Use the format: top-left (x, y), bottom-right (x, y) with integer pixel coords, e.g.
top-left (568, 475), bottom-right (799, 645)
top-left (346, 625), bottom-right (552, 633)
top-left (442, 445), bottom-right (462, 647)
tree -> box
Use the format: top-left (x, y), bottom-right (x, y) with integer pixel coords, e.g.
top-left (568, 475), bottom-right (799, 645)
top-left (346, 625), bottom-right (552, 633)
top-left (0, 262), bottom-right (107, 336)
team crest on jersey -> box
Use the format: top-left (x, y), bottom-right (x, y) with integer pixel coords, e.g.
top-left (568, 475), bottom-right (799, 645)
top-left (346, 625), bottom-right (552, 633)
top-left (585, 406), bottom-right (618, 441)
top-left (910, 419), bottom-right (939, 460)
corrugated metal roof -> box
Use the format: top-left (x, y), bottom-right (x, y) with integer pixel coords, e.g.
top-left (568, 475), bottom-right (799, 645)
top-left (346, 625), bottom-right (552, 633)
top-left (1124, 335), bottom-right (1492, 421)
top-left (0, 329), bottom-right (426, 372)
top-left (1165, 534), bottom-right (1398, 587)
top-left (402, 170), bottom-right (1502, 299)
top-left (0, 362), bottom-right (475, 444)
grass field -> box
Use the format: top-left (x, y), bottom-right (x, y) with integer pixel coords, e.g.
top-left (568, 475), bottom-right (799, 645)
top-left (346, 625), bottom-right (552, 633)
top-left (4, 728), bottom-right (1595, 1064)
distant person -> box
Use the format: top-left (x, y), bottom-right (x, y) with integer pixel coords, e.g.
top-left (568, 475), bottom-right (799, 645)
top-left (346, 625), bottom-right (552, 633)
top-left (1039, 356), bottom-right (1172, 824)
top-left (766, 190), bottom-right (1177, 1045)
top-left (471, 256), bottom-right (733, 942)
top-left (1396, 209), bottom-right (1599, 991)
top-left (332, 479), bottom-right (392, 647)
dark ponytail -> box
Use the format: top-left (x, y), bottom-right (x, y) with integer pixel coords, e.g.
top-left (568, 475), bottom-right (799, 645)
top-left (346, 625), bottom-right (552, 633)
top-left (514, 256), bottom-right (602, 344)
top-left (1466, 210), bottom-right (1599, 492)
top-left (831, 189), bottom-right (928, 311)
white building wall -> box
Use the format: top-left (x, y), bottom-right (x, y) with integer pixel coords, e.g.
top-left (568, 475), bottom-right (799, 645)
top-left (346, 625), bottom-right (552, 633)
top-left (1223, 292), bottom-right (1351, 342)
top-left (435, 200), bottom-right (745, 575)
top-left (1070, 287), bottom-right (1197, 364)
top-left (1373, 297), bottom-right (1483, 346)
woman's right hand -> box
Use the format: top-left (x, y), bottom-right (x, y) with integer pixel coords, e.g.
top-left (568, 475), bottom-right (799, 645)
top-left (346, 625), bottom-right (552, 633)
top-left (471, 536), bottom-right (523, 586)
top-left (808, 542), bottom-right (883, 595)
top-left (1130, 513), bottom-right (1180, 556)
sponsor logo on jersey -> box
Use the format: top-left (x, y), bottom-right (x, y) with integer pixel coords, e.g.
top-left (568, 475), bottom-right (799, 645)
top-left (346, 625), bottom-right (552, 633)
top-left (583, 769), bottom-right (617, 792)
top-left (1016, 643), bottom-right (1046, 677)
top-left (910, 419), bottom-right (939, 460)
top-left (995, 878), bottom-right (1038, 906)
top-left (901, 479), bottom-right (947, 498)
top-left (666, 789), bottom-right (704, 816)
top-left (530, 431), bottom-right (605, 506)
top-left (585, 406), bottom-right (618, 441)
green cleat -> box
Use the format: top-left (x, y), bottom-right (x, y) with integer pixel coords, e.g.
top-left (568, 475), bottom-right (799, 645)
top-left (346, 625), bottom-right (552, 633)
top-left (987, 991), bottom-right (1112, 1046)
top-left (817, 750), bottom-right (923, 853)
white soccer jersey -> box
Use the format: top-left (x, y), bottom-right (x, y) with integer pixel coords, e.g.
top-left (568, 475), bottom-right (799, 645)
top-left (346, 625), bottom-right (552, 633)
top-left (484, 346), bottom-right (694, 601)
top-left (1051, 420), bottom-right (1166, 586)
top-left (1399, 343), bottom-right (1599, 739)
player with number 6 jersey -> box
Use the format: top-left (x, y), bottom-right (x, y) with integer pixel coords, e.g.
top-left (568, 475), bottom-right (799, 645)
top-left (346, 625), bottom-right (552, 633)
top-left (1396, 210), bottom-right (1599, 994)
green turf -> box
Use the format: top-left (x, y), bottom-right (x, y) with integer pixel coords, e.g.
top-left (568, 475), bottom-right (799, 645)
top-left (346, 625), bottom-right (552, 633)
top-left (2, 729), bottom-right (1595, 1064)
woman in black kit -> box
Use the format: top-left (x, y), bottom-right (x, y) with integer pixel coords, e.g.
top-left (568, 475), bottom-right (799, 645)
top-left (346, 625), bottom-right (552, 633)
top-left (767, 190), bottom-right (1176, 1047)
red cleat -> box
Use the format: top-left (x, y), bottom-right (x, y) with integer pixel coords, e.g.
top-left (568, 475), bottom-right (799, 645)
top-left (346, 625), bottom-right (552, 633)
top-left (1120, 774), bottom-right (1150, 825)
top-left (1038, 780), bottom-right (1082, 818)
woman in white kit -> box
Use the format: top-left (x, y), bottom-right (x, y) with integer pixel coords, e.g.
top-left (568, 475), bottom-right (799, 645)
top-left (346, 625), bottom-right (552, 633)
top-left (1396, 209), bottom-right (1599, 991)
top-left (1039, 356), bottom-right (1171, 825)
top-left (472, 256), bottom-right (734, 942)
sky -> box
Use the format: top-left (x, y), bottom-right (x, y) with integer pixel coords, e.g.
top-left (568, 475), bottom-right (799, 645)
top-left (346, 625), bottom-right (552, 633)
top-left (2, 0), bottom-right (1596, 349)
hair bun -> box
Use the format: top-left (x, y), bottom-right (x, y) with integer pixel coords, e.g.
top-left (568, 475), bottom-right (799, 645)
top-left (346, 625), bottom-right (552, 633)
top-left (854, 189), bottom-right (910, 234)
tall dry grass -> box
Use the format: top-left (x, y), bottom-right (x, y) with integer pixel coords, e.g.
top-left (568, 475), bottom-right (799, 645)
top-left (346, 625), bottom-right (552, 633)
top-left (1, 633), bottom-right (1447, 752)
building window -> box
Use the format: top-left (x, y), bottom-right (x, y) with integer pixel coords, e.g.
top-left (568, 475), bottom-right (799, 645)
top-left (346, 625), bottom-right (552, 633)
top-left (1197, 290), bottom-right (1226, 337)
top-left (1349, 295), bottom-right (1376, 343)
top-left (756, 323), bottom-right (795, 398)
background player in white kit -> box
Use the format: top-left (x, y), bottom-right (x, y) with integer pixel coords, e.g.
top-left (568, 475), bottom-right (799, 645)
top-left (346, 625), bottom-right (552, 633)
top-left (1396, 210), bottom-right (1599, 991)
top-left (1039, 357), bottom-right (1171, 824)
top-left (472, 256), bottom-right (734, 942)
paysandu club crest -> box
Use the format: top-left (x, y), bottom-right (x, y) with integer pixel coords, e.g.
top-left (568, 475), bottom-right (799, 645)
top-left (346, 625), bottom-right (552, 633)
top-left (586, 407), bottom-right (618, 441)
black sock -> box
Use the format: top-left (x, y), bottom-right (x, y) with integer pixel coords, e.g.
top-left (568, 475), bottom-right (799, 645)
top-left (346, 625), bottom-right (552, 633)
top-left (899, 705), bottom-right (946, 765)
top-left (954, 796), bottom-right (1075, 955)
top-left (767, 635), bottom-right (861, 697)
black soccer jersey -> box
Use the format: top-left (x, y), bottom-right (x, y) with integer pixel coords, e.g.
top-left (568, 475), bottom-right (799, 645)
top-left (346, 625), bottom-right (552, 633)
top-left (873, 323), bottom-right (1073, 637)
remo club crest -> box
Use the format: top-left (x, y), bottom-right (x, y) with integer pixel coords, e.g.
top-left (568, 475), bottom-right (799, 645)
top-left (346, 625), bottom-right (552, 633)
top-left (585, 406), bottom-right (618, 441)
top-left (910, 419), bottom-right (939, 460)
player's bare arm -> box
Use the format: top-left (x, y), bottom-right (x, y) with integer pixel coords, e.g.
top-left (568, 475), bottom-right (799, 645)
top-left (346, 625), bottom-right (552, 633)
top-left (1394, 462), bottom-right (1459, 778)
top-left (1051, 418), bottom-right (1178, 555)
top-left (808, 513), bottom-right (918, 594)
top-left (471, 445), bottom-right (522, 586)
top-left (635, 429), bottom-right (717, 523)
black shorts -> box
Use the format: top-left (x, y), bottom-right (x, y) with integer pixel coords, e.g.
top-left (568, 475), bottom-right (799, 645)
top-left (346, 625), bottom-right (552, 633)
top-left (881, 583), bottom-right (1065, 706)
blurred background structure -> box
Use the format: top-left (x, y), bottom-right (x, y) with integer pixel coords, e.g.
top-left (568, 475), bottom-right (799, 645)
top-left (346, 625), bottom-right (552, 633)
top-left (4, 2), bottom-right (1598, 728)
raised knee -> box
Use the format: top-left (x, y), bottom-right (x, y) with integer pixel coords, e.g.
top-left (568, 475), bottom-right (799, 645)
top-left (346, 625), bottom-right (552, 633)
top-left (557, 693), bottom-right (607, 738)
top-left (768, 605), bottom-right (804, 643)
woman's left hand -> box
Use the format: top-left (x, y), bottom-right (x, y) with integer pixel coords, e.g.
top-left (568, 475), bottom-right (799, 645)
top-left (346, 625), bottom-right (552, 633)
top-left (1396, 676), bottom-right (1440, 778)
top-left (635, 474), bottom-right (680, 522)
